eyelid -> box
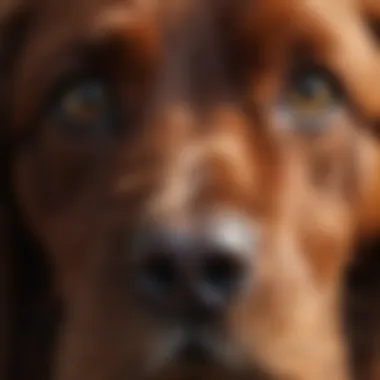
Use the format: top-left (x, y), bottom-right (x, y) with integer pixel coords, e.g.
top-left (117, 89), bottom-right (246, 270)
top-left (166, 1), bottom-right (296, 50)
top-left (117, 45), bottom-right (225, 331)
top-left (42, 41), bottom-right (116, 113)
top-left (281, 41), bottom-right (356, 108)
top-left (289, 64), bottom-right (344, 99)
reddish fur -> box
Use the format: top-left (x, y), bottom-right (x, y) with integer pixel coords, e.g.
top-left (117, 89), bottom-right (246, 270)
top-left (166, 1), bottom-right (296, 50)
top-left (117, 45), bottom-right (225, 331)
top-left (2, 1), bottom-right (380, 380)
top-left (0, 204), bottom-right (10, 380)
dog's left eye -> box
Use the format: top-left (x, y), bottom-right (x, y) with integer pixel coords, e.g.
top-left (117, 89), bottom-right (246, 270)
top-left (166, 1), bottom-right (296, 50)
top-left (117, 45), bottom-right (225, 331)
top-left (54, 80), bottom-right (116, 136)
top-left (287, 69), bottom-right (341, 116)
top-left (278, 67), bottom-right (344, 132)
top-left (289, 75), bottom-right (334, 113)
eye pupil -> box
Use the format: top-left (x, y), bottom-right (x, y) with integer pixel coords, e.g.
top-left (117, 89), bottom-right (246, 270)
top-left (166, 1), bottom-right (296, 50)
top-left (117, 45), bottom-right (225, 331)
top-left (80, 84), bottom-right (105, 104)
top-left (54, 80), bottom-right (114, 136)
top-left (66, 92), bottom-right (103, 119)
top-left (287, 68), bottom-right (341, 113)
top-left (297, 77), bottom-right (324, 99)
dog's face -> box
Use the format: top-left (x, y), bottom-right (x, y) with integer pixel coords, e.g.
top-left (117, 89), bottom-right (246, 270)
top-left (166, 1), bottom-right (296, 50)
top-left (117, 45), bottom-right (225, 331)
top-left (5, 0), bottom-right (380, 379)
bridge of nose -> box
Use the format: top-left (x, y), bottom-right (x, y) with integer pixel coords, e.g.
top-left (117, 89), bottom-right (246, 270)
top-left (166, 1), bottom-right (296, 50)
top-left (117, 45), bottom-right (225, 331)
top-left (144, 116), bottom-right (260, 234)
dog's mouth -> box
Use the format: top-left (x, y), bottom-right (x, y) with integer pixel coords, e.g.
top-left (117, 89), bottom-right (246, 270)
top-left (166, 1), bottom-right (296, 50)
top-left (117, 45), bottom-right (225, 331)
top-left (176, 336), bottom-right (213, 366)
top-left (144, 325), bottom-right (249, 377)
top-left (142, 327), bottom-right (269, 380)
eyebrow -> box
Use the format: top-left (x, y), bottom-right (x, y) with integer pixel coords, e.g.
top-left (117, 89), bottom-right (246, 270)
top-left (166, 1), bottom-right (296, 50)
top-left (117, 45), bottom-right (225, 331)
top-left (240, 1), bottom-right (380, 120)
top-left (95, 1), bottom-right (380, 124)
top-left (312, 11), bottom-right (380, 120)
top-left (89, 4), bottom-right (161, 61)
top-left (11, 9), bottom-right (163, 124)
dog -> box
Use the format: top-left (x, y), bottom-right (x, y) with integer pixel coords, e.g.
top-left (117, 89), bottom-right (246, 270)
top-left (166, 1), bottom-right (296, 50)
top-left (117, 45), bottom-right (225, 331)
top-left (0, 203), bottom-right (10, 380)
top-left (2, 0), bottom-right (380, 380)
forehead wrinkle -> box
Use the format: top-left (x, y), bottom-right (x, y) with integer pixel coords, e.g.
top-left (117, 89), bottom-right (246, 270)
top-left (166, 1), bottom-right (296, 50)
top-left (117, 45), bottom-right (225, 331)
top-left (151, 2), bottom-right (229, 111)
top-left (241, 0), bottom-right (367, 56)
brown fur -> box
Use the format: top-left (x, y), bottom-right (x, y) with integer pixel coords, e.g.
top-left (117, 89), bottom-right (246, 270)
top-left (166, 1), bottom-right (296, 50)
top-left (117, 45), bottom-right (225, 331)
top-left (3, 1), bottom-right (380, 380)
top-left (0, 203), bottom-right (10, 380)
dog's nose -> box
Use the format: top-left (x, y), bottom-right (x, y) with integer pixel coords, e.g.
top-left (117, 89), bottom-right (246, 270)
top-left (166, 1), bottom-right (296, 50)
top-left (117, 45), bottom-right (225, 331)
top-left (133, 214), bottom-right (255, 322)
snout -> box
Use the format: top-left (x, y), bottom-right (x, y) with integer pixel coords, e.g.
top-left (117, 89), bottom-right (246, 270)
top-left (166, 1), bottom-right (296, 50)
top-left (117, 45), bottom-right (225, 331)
top-left (131, 212), bottom-right (257, 325)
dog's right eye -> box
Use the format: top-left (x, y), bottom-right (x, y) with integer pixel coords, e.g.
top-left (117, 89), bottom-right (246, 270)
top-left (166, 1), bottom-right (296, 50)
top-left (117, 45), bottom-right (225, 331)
top-left (53, 79), bottom-right (118, 137)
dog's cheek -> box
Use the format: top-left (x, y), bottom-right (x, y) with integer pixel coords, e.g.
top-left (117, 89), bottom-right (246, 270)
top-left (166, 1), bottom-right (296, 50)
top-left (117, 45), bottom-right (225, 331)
top-left (12, 137), bottom-right (95, 218)
top-left (10, 144), bottom-right (81, 251)
top-left (354, 134), bottom-right (380, 238)
top-left (300, 201), bottom-right (354, 284)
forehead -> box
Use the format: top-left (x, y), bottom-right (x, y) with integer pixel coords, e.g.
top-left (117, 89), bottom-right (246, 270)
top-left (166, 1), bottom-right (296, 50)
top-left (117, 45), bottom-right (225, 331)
top-left (14, 0), bottom-right (380, 117)
top-left (30, 0), bottom-right (379, 42)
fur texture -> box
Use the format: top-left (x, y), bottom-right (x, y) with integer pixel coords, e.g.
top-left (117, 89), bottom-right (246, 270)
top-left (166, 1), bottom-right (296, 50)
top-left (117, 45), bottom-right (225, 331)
top-left (2, 1), bottom-right (380, 380)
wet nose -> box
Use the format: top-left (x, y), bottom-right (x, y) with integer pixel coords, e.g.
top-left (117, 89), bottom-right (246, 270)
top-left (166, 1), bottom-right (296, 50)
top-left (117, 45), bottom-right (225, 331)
top-left (132, 214), bottom-right (256, 322)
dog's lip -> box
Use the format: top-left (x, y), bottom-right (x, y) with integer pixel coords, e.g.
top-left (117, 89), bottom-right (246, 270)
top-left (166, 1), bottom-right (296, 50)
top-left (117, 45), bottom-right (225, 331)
top-left (144, 326), bottom-right (267, 379)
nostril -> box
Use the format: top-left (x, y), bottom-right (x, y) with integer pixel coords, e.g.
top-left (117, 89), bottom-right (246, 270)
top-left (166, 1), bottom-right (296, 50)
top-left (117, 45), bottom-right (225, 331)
top-left (139, 254), bottom-right (177, 294)
top-left (202, 253), bottom-right (244, 293)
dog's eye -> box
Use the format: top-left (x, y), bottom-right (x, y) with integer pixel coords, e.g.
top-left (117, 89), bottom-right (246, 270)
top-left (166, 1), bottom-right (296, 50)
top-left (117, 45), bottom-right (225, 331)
top-left (278, 67), bottom-right (343, 132)
top-left (54, 80), bottom-right (116, 137)
top-left (288, 74), bottom-right (336, 114)
top-left (287, 67), bottom-right (342, 114)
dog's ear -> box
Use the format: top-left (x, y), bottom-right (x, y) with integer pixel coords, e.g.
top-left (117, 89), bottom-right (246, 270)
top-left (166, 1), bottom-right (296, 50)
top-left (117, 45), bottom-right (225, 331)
top-left (0, 0), bottom-right (33, 217)
top-left (0, 205), bottom-right (11, 380)
top-left (0, 5), bottom-right (62, 380)
top-left (0, 0), bottom-right (33, 143)
top-left (0, 3), bottom-right (33, 379)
